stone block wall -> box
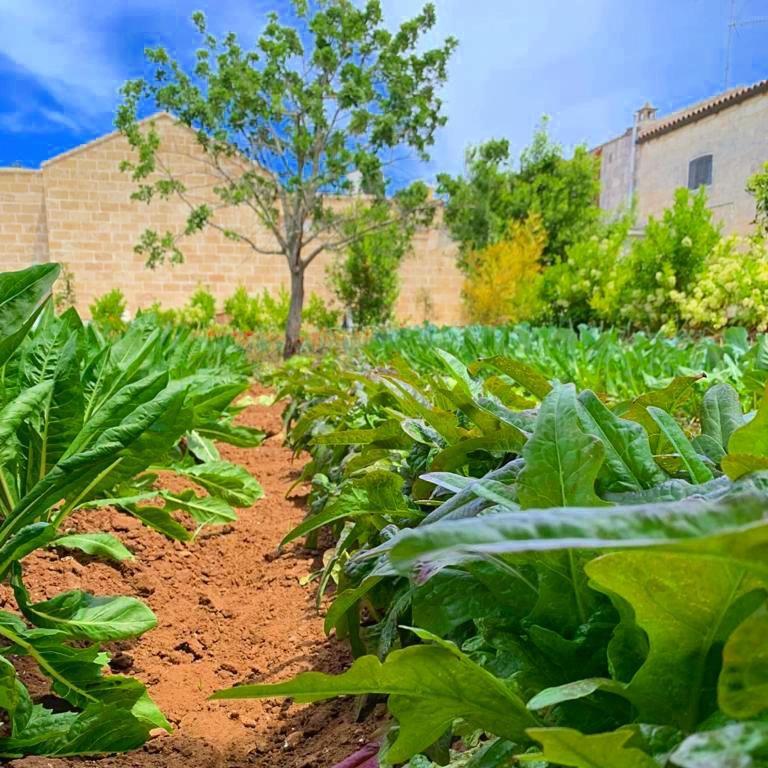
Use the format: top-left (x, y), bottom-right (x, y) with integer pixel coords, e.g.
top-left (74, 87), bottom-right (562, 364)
top-left (0, 114), bottom-right (464, 324)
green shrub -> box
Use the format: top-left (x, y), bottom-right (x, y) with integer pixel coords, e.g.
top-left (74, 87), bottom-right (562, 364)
top-left (610, 187), bottom-right (721, 330)
top-left (303, 293), bottom-right (340, 329)
top-left (539, 211), bottom-right (633, 325)
top-left (328, 202), bottom-right (413, 326)
top-left (90, 287), bottom-right (128, 335)
top-left (224, 285), bottom-right (335, 332)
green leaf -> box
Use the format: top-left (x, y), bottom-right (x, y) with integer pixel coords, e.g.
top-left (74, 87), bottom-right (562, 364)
top-left (0, 264), bottom-right (59, 368)
top-left (524, 727), bottom-right (657, 768)
top-left (196, 419), bottom-right (267, 448)
top-left (669, 722), bottom-right (768, 768)
top-left (53, 533), bottom-right (133, 562)
top-left (586, 551), bottom-right (763, 730)
top-left (647, 406), bottom-right (713, 484)
top-left (281, 470), bottom-right (414, 547)
top-left (12, 569), bottom-right (156, 642)
top-left (161, 489), bottom-right (237, 527)
top-left (124, 501), bottom-right (193, 542)
top-left (469, 356), bottom-right (552, 399)
top-left (701, 384), bottom-right (743, 451)
top-left (578, 390), bottom-right (666, 492)
top-left (517, 384), bottom-right (609, 508)
top-left (719, 602), bottom-right (768, 719)
top-left (211, 633), bottom-right (535, 764)
top-left (178, 459), bottom-right (264, 507)
top-left (725, 389), bottom-right (768, 480)
top-left (0, 523), bottom-right (57, 580)
top-left (381, 490), bottom-right (768, 578)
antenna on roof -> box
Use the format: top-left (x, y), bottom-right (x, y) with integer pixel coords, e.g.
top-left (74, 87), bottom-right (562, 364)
top-left (725, 0), bottom-right (768, 88)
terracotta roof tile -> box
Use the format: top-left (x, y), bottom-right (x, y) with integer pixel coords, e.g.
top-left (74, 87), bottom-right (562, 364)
top-left (638, 79), bottom-right (768, 142)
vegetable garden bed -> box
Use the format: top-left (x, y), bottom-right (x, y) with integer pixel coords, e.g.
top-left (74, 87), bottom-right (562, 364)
top-left (5, 391), bottom-right (378, 768)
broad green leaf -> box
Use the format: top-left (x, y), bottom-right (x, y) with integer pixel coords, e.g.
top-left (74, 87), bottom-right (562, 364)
top-left (719, 602), bottom-right (768, 719)
top-left (669, 722), bottom-right (768, 768)
top-left (469, 356), bottom-right (552, 400)
top-left (527, 678), bottom-right (627, 711)
top-left (125, 501), bottom-right (193, 542)
top-left (281, 470), bottom-right (414, 547)
top-left (0, 523), bottom-right (57, 579)
top-left (586, 551), bottom-right (764, 730)
top-left (12, 569), bottom-right (156, 642)
top-left (517, 384), bottom-right (609, 508)
top-left (647, 407), bottom-right (713, 484)
top-left (196, 419), bottom-right (267, 447)
top-left (620, 375), bottom-right (703, 454)
top-left (179, 460), bottom-right (264, 507)
top-left (381, 490), bottom-right (768, 577)
top-left (524, 727), bottom-right (657, 768)
top-left (701, 384), bottom-right (743, 450)
top-left (161, 489), bottom-right (237, 527)
top-left (578, 390), bottom-right (666, 492)
top-left (0, 264), bottom-right (59, 368)
top-left (53, 533), bottom-right (133, 562)
top-left (186, 430), bottom-right (220, 462)
top-left (211, 634), bottom-right (535, 763)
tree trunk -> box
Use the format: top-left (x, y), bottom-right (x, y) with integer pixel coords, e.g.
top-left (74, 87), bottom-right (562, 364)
top-left (283, 266), bottom-right (305, 359)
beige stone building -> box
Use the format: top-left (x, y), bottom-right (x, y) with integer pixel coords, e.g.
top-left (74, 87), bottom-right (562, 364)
top-left (0, 113), bottom-right (463, 323)
top-left (595, 79), bottom-right (768, 234)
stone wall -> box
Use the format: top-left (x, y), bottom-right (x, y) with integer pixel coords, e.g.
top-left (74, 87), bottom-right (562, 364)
top-left (0, 168), bottom-right (49, 268)
top-left (0, 115), bottom-right (464, 324)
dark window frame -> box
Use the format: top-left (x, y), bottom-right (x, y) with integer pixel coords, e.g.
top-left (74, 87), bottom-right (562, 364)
top-left (688, 154), bottom-right (713, 190)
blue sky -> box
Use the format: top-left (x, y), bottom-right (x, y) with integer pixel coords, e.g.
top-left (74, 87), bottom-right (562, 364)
top-left (1, 0), bottom-right (767, 181)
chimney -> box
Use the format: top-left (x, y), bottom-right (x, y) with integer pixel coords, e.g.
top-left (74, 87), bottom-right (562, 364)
top-left (636, 102), bottom-right (658, 123)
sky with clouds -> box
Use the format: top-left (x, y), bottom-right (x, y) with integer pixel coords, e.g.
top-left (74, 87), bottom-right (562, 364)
top-left (1, 0), bottom-right (767, 181)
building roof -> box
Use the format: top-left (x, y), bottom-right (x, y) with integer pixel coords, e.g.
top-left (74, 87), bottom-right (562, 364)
top-left (637, 79), bottom-right (768, 143)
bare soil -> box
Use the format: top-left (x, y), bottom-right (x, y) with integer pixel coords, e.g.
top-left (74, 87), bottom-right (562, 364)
top-left (4, 391), bottom-right (381, 768)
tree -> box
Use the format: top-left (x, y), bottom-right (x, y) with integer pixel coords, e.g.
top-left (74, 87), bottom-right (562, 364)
top-left (437, 119), bottom-right (601, 268)
top-left (328, 201), bottom-right (413, 326)
top-left (116, 2), bottom-right (456, 357)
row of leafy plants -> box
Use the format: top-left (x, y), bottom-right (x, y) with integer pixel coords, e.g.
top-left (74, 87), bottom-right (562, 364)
top-left (0, 264), bottom-right (264, 757)
top-left (366, 324), bottom-right (766, 404)
top-left (213, 344), bottom-right (768, 767)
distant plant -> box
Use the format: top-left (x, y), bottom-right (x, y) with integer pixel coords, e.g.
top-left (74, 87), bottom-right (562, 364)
top-left (303, 293), bottom-right (340, 330)
top-left (90, 287), bottom-right (127, 335)
top-left (328, 203), bottom-right (413, 326)
top-left (462, 213), bottom-right (546, 324)
top-left (184, 286), bottom-right (217, 328)
top-left (225, 285), bottom-right (334, 332)
top-left (438, 119), bottom-right (601, 267)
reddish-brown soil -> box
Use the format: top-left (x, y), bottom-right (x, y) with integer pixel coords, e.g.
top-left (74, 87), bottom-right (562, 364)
top-left (4, 392), bottom-right (381, 768)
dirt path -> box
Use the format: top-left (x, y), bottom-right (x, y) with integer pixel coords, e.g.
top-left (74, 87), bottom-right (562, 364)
top-left (7, 393), bottom-right (379, 768)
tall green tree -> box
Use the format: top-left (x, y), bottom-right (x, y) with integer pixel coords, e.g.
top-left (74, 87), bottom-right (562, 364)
top-left (437, 119), bottom-right (601, 268)
top-left (116, 1), bottom-right (456, 357)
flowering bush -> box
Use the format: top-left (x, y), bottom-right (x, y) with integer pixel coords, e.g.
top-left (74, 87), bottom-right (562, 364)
top-left (539, 212), bottom-right (633, 324)
top-left (672, 237), bottom-right (768, 331)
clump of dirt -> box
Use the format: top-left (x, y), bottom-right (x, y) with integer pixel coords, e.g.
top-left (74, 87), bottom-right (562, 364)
top-left (5, 390), bottom-right (382, 768)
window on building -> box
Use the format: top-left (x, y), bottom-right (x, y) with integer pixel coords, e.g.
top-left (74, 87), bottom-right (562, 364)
top-left (688, 155), bottom-right (713, 190)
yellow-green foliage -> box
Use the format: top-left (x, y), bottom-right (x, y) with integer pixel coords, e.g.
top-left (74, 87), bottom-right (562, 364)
top-left (462, 214), bottom-right (546, 324)
top-left (672, 237), bottom-right (768, 331)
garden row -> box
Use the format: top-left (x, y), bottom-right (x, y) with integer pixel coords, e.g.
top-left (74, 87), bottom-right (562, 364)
top-left (222, 340), bottom-right (768, 767)
top-left (0, 264), bottom-right (263, 757)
